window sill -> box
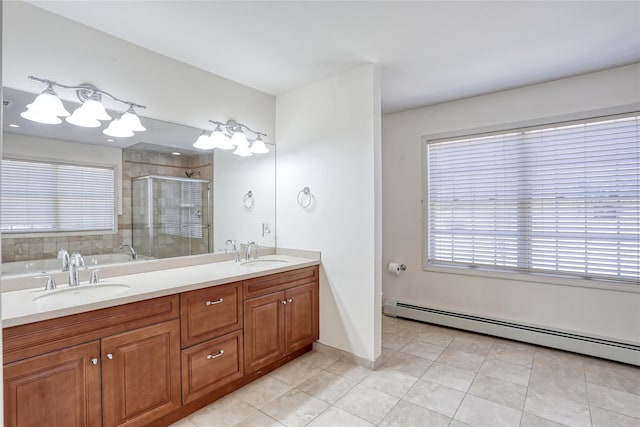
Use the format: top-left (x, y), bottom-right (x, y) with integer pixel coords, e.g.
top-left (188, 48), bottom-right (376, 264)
top-left (422, 263), bottom-right (640, 294)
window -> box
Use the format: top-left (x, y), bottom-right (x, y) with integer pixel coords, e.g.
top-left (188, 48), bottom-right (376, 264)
top-left (1, 159), bottom-right (116, 234)
top-left (426, 112), bottom-right (639, 284)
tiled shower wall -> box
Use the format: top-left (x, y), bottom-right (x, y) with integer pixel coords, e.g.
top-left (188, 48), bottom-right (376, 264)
top-left (1, 149), bottom-right (213, 263)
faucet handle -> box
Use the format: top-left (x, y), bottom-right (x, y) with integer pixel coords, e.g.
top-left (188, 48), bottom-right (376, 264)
top-left (255, 244), bottom-right (261, 260)
top-left (36, 274), bottom-right (57, 291)
top-left (89, 269), bottom-right (101, 284)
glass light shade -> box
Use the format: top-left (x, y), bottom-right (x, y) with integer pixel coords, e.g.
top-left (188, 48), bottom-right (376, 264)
top-left (193, 133), bottom-right (215, 150)
top-left (210, 127), bottom-right (235, 150)
top-left (103, 119), bottom-right (134, 138)
top-left (20, 109), bottom-right (63, 125)
top-left (26, 89), bottom-right (70, 117)
top-left (230, 129), bottom-right (249, 146)
top-left (250, 136), bottom-right (269, 154)
top-left (120, 107), bottom-right (146, 131)
top-left (65, 108), bottom-right (102, 127)
top-left (75, 99), bottom-right (112, 121)
top-left (233, 143), bottom-right (253, 157)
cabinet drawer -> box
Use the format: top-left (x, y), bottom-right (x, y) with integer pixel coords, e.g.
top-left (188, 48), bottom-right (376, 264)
top-left (180, 282), bottom-right (243, 348)
top-left (181, 330), bottom-right (244, 404)
top-left (243, 266), bottom-right (319, 299)
top-left (3, 295), bottom-right (179, 364)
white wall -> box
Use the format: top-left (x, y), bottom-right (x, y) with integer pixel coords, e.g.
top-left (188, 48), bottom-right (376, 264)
top-left (213, 148), bottom-right (276, 251)
top-left (3, 1), bottom-right (275, 140)
top-left (382, 64), bottom-right (640, 344)
top-left (276, 65), bottom-right (382, 362)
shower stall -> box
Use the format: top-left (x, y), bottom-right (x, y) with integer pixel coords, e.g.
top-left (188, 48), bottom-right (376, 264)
top-left (132, 175), bottom-right (210, 259)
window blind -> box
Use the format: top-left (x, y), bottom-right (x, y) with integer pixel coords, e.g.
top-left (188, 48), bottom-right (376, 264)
top-left (426, 113), bottom-right (639, 284)
top-left (1, 159), bottom-right (115, 233)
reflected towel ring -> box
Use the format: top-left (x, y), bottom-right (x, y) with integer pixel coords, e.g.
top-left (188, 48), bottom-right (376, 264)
top-left (243, 191), bottom-right (254, 210)
top-left (297, 187), bottom-right (312, 208)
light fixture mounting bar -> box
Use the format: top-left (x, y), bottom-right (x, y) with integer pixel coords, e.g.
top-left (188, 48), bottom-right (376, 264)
top-left (208, 119), bottom-right (267, 137)
top-left (28, 76), bottom-right (146, 110)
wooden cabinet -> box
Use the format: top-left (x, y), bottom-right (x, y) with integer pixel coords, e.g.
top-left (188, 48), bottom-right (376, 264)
top-left (3, 341), bottom-right (102, 427)
top-left (181, 330), bottom-right (244, 404)
top-left (180, 282), bottom-right (245, 404)
top-left (180, 281), bottom-right (243, 348)
top-left (3, 265), bottom-right (319, 426)
top-left (244, 266), bottom-right (319, 373)
top-left (102, 320), bottom-right (181, 427)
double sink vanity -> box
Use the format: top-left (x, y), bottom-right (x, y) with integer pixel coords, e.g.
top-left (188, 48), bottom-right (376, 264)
top-left (2, 253), bottom-right (320, 426)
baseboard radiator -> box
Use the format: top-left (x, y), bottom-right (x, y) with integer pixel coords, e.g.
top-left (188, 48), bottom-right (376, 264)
top-left (384, 300), bottom-right (640, 366)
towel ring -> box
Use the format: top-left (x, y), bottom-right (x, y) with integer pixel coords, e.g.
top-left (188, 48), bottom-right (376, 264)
top-left (297, 187), bottom-right (312, 209)
top-left (243, 191), bottom-right (254, 210)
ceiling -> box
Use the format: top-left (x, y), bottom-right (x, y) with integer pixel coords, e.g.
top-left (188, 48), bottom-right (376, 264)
top-left (26, 1), bottom-right (640, 114)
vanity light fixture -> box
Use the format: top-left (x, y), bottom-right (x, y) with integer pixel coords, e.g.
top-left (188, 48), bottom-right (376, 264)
top-left (193, 131), bottom-right (216, 150)
top-left (194, 119), bottom-right (269, 156)
top-left (21, 76), bottom-right (146, 133)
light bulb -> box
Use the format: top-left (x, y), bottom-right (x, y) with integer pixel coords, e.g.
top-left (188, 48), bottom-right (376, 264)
top-left (230, 129), bottom-right (248, 146)
top-left (120, 106), bottom-right (146, 131)
top-left (250, 136), bottom-right (269, 154)
top-left (233, 143), bottom-right (253, 157)
top-left (193, 132), bottom-right (215, 150)
top-left (103, 119), bottom-right (134, 138)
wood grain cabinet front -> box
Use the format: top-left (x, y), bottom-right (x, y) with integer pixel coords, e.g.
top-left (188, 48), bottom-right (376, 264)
top-left (181, 330), bottom-right (244, 404)
top-left (3, 341), bottom-right (102, 427)
top-left (101, 319), bottom-right (181, 427)
top-left (244, 266), bottom-right (319, 374)
top-left (180, 281), bottom-right (243, 348)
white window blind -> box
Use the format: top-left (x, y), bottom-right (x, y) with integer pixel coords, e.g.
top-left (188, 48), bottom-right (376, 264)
top-left (1, 159), bottom-right (116, 233)
top-left (426, 113), bottom-right (639, 284)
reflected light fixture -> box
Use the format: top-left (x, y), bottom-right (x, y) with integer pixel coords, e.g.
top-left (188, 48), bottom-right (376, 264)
top-left (195, 119), bottom-right (268, 157)
top-left (193, 131), bottom-right (215, 150)
top-left (21, 76), bottom-right (146, 133)
top-left (20, 84), bottom-right (70, 124)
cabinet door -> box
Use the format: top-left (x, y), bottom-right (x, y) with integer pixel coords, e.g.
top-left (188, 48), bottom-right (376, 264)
top-left (181, 330), bottom-right (244, 404)
top-left (4, 341), bottom-right (101, 427)
top-left (180, 281), bottom-right (243, 348)
top-left (244, 291), bottom-right (286, 373)
top-left (102, 319), bottom-right (181, 427)
top-left (285, 282), bottom-right (319, 354)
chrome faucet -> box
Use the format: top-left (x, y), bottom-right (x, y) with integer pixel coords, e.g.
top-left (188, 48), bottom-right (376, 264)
top-left (119, 244), bottom-right (137, 261)
top-left (58, 248), bottom-right (70, 271)
top-left (69, 253), bottom-right (85, 287)
top-left (245, 242), bottom-right (259, 261)
top-left (225, 239), bottom-right (240, 263)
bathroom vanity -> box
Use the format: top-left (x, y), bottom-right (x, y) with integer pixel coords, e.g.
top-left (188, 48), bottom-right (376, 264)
top-left (2, 256), bottom-right (319, 427)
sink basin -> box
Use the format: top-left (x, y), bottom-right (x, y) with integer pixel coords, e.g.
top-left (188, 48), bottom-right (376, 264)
top-left (240, 259), bottom-right (289, 268)
top-left (33, 284), bottom-right (131, 304)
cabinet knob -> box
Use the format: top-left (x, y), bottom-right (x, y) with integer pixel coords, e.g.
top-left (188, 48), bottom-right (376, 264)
top-left (205, 298), bottom-right (224, 306)
top-left (206, 350), bottom-right (224, 360)
top-left (106, 353), bottom-right (113, 360)
top-left (281, 300), bottom-right (287, 305)
top-left (287, 298), bottom-right (293, 303)
top-left (91, 358), bottom-right (98, 365)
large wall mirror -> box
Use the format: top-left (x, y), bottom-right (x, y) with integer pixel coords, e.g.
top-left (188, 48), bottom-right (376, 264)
top-left (1, 87), bottom-right (276, 276)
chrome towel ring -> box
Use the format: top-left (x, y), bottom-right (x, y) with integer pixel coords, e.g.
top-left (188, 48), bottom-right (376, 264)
top-left (297, 187), bottom-right (312, 208)
top-left (243, 191), bottom-right (254, 210)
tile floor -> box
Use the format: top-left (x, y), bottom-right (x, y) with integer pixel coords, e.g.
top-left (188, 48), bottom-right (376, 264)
top-left (171, 316), bottom-right (640, 427)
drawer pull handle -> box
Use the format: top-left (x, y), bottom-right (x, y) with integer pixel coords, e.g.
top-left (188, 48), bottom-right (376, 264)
top-left (287, 298), bottom-right (293, 303)
top-left (91, 358), bottom-right (98, 365)
top-left (206, 298), bottom-right (224, 306)
top-left (106, 353), bottom-right (113, 360)
top-left (207, 350), bottom-right (224, 360)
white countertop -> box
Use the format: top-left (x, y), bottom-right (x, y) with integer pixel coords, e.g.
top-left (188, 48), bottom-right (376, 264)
top-left (2, 254), bottom-right (320, 328)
